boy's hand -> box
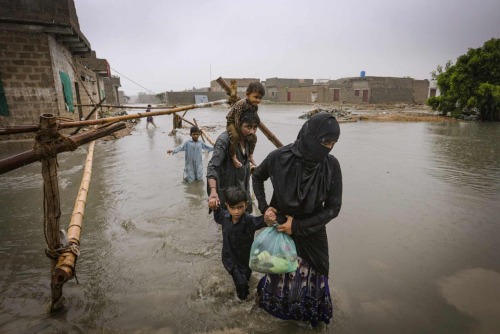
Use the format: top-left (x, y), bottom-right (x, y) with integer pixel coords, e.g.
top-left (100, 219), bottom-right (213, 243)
top-left (208, 193), bottom-right (220, 210)
top-left (264, 207), bottom-right (277, 225)
top-left (166, 150), bottom-right (173, 154)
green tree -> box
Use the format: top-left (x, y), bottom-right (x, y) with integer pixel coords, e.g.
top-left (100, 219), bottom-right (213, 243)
top-left (427, 38), bottom-right (500, 121)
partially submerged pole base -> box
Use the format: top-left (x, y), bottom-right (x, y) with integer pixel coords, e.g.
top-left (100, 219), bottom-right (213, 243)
top-left (50, 244), bottom-right (80, 311)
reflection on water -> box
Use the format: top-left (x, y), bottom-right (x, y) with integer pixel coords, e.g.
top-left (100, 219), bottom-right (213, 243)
top-left (427, 122), bottom-right (500, 197)
top-left (0, 105), bottom-right (499, 333)
top-left (439, 268), bottom-right (500, 334)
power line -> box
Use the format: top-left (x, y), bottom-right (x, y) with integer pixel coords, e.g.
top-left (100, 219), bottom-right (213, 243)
top-left (110, 67), bottom-right (157, 95)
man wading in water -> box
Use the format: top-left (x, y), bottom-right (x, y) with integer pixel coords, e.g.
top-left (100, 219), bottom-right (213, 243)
top-left (207, 112), bottom-right (260, 213)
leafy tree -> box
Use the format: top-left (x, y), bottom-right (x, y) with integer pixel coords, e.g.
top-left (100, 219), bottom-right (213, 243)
top-left (427, 38), bottom-right (500, 121)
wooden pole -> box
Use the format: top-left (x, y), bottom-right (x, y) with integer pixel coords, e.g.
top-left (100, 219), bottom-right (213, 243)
top-left (215, 77), bottom-right (238, 106)
top-left (0, 124), bottom-right (40, 136)
top-left (0, 122), bottom-right (126, 175)
top-left (193, 118), bottom-right (206, 143)
top-left (0, 101), bottom-right (225, 136)
top-left (215, 78), bottom-right (283, 148)
top-left (258, 121), bottom-right (283, 148)
top-left (228, 79), bottom-right (239, 105)
top-left (216, 77), bottom-right (232, 95)
top-left (74, 104), bottom-right (174, 110)
top-left (52, 140), bottom-right (95, 308)
top-left (36, 114), bottom-right (63, 310)
top-left (173, 113), bottom-right (182, 129)
top-left (178, 115), bottom-right (215, 146)
top-left (71, 97), bottom-right (106, 135)
top-left (58, 100), bottom-right (228, 129)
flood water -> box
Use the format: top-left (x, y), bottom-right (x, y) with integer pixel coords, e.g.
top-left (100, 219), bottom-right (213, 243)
top-left (1, 105), bottom-right (499, 334)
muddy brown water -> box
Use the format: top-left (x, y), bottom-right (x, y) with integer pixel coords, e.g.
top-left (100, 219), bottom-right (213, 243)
top-left (1, 105), bottom-right (499, 333)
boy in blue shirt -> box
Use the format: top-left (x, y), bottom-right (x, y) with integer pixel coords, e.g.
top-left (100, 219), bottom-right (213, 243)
top-left (167, 126), bottom-right (213, 183)
top-left (213, 186), bottom-right (271, 300)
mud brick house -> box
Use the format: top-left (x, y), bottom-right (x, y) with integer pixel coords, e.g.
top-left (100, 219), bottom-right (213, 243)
top-left (163, 77), bottom-right (259, 105)
top-left (262, 78), bottom-right (314, 102)
top-left (0, 0), bottom-right (118, 139)
top-left (267, 76), bottom-right (429, 104)
top-left (210, 77), bottom-right (261, 94)
top-left (327, 76), bottom-right (429, 104)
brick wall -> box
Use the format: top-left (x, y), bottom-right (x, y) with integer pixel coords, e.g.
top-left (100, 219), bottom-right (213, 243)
top-left (74, 61), bottom-right (100, 118)
top-left (103, 76), bottom-right (121, 105)
top-left (270, 77), bottom-right (428, 104)
top-left (0, 30), bottom-right (58, 134)
top-left (368, 77), bottom-right (414, 103)
top-left (47, 34), bottom-right (77, 117)
top-left (166, 91), bottom-right (229, 105)
top-left (264, 77), bottom-right (314, 88)
top-left (282, 87), bottom-right (316, 103)
top-left (266, 87), bottom-right (279, 102)
top-left (412, 79), bottom-right (430, 104)
top-left (0, 29), bottom-right (87, 139)
top-left (0, 0), bottom-right (80, 29)
top-left (210, 78), bottom-right (260, 92)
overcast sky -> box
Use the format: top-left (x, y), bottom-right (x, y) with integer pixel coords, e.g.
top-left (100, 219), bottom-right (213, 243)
top-left (75, 0), bottom-right (499, 96)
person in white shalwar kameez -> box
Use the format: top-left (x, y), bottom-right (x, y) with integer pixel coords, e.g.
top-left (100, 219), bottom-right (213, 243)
top-left (168, 127), bottom-right (213, 183)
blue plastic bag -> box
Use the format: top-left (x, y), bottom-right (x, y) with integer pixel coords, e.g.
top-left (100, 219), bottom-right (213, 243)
top-left (249, 225), bottom-right (298, 274)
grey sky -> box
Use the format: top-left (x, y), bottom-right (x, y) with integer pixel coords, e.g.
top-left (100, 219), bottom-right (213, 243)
top-left (75, 0), bottom-right (500, 96)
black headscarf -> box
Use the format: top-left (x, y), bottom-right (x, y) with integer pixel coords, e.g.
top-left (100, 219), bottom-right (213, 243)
top-left (292, 113), bottom-right (340, 163)
top-left (272, 113), bottom-right (340, 214)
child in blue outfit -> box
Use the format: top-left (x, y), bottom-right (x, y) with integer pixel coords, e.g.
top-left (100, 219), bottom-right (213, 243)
top-left (167, 126), bottom-right (213, 183)
top-left (213, 186), bottom-right (271, 300)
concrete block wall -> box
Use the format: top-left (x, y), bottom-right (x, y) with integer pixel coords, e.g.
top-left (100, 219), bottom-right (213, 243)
top-left (348, 80), bottom-right (369, 103)
top-left (266, 87), bottom-right (279, 102)
top-left (264, 78), bottom-right (314, 88)
top-left (0, 0), bottom-right (80, 30)
top-left (137, 93), bottom-right (159, 104)
top-left (0, 30), bottom-right (59, 134)
top-left (210, 78), bottom-right (260, 92)
top-left (273, 86), bottom-right (325, 104)
top-left (268, 77), bottom-right (427, 105)
top-left (103, 76), bottom-right (121, 105)
top-left (282, 86), bottom-right (320, 103)
top-left (74, 61), bottom-right (101, 118)
top-left (368, 77), bottom-right (413, 103)
top-left (311, 86), bottom-right (333, 104)
top-left (165, 91), bottom-right (229, 105)
top-left (47, 34), bottom-right (78, 117)
top-left (77, 54), bottom-right (109, 75)
top-left (0, 29), bottom-right (88, 140)
top-left (329, 81), bottom-right (353, 103)
top-left (412, 79), bottom-right (430, 104)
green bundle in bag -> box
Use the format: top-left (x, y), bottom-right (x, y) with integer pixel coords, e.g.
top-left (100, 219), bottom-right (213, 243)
top-left (249, 224), bottom-right (298, 274)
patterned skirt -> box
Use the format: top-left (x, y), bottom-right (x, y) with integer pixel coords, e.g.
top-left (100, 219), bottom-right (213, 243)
top-left (257, 257), bottom-right (333, 327)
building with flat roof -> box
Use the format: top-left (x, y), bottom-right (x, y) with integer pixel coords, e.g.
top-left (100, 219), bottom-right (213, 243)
top-left (0, 0), bottom-right (121, 138)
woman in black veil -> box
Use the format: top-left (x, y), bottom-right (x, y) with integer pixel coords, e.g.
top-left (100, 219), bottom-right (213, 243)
top-left (252, 113), bottom-right (342, 327)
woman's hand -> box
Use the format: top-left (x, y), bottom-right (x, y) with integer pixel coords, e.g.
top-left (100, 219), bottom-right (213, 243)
top-left (264, 207), bottom-right (277, 226)
top-left (276, 215), bottom-right (293, 235)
